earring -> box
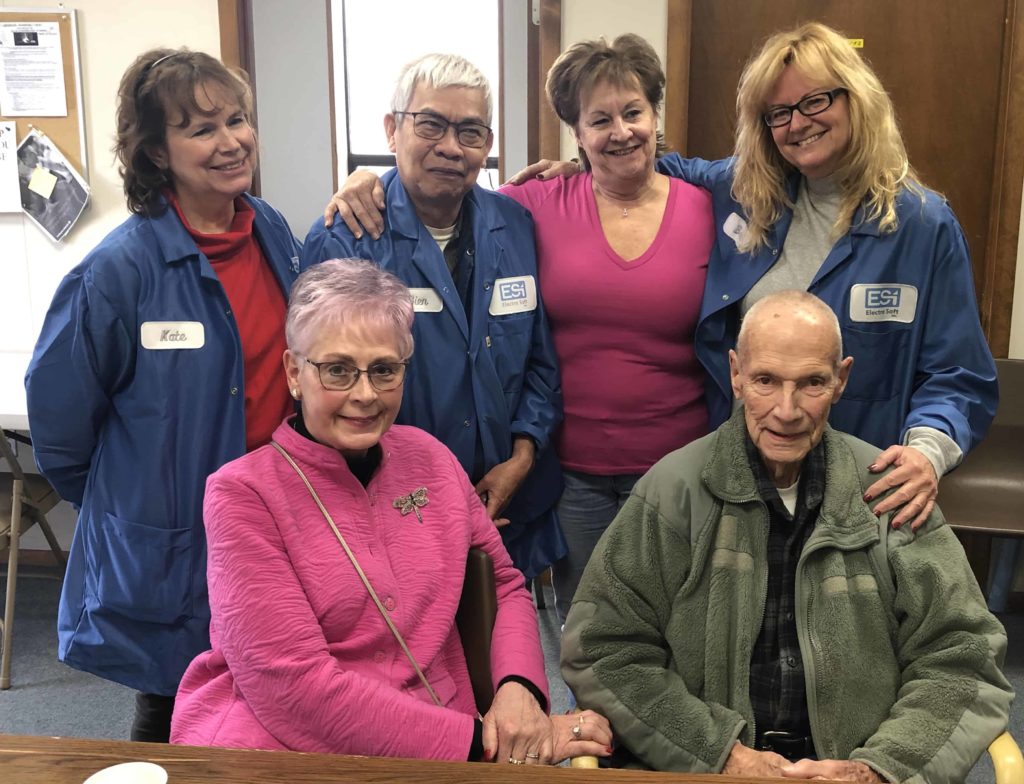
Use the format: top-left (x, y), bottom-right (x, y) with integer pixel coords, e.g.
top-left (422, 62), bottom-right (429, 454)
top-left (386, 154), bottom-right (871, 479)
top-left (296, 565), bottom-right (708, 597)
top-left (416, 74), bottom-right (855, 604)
top-left (291, 388), bottom-right (300, 399)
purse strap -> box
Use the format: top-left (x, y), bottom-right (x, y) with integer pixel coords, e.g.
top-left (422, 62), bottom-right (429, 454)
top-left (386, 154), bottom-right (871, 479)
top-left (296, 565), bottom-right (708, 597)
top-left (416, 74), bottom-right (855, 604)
top-left (270, 440), bottom-right (442, 707)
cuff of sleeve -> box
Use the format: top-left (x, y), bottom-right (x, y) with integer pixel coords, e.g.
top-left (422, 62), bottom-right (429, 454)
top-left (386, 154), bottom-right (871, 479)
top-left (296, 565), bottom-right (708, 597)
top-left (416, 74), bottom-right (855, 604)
top-left (904, 426), bottom-right (963, 477)
top-left (497, 675), bottom-right (548, 713)
top-left (468, 719), bottom-right (485, 761)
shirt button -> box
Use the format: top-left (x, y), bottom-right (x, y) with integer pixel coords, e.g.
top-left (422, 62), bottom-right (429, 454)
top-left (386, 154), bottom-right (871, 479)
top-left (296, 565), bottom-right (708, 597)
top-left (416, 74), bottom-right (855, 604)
top-left (772, 249), bottom-right (779, 256)
top-left (230, 387), bottom-right (239, 396)
top-left (787, 656), bottom-right (797, 668)
top-left (443, 286), bottom-right (450, 294)
top-left (467, 248), bottom-right (475, 256)
top-left (225, 309), bottom-right (232, 317)
top-left (373, 651), bottom-right (386, 663)
top-left (484, 282), bottom-right (491, 290)
top-left (785, 612), bottom-right (794, 621)
top-left (384, 596), bottom-right (397, 611)
top-left (464, 419), bottom-right (471, 427)
top-left (721, 294), bottom-right (730, 301)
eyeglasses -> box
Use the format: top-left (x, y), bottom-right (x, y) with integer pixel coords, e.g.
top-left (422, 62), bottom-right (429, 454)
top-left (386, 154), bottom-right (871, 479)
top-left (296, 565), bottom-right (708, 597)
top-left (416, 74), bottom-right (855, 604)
top-left (305, 359), bottom-right (408, 391)
top-left (393, 111), bottom-right (491, 148)
top-left (763, 88), bottom-right (848, 128)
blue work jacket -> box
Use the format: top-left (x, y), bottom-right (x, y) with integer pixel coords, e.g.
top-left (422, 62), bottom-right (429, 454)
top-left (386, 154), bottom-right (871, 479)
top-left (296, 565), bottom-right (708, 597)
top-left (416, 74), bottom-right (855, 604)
top-left (657, 155), bottom-right (997, 453)
top-left (25, 195), bottom-right (301, 694)
top-left (302, 170), bottom-right (565, 578)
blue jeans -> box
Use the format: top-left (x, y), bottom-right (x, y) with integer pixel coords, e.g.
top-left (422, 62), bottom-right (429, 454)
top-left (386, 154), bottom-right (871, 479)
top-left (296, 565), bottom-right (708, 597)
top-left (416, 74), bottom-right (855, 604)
top-left (551, 469), bottom-right (643, 623)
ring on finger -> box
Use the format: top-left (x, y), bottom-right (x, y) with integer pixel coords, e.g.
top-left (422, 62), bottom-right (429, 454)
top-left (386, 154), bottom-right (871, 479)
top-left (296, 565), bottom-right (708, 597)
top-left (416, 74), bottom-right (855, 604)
top-left (509, 757), bottom-right (526, 765)
top-left (525, 752), bottom-right (540, 760)
top-left (571, 723), bottom-right (582, 739)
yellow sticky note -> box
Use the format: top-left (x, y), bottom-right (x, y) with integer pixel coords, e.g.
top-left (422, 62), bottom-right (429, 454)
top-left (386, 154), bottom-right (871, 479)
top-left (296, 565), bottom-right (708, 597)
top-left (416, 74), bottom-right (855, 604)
top-left (847, 38), bottom-right (864, 48)
top-left (28, 166), bottom-right (58, 199)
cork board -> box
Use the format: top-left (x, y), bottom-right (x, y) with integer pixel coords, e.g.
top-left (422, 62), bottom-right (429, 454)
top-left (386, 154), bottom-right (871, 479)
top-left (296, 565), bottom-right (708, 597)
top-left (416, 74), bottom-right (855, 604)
top-left (0, 8), bottom-right (87, 178)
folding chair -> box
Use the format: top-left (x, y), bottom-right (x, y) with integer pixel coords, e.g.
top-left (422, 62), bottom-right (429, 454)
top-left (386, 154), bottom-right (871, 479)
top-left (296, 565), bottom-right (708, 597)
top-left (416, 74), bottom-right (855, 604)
top-left (1, 430), bottom-right (65, 689)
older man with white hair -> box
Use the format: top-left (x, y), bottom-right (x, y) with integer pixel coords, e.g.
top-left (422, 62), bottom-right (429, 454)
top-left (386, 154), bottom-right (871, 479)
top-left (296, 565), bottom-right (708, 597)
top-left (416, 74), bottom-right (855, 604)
top-left (302, 54), bottom-right (564, 582)
top-left (562, 290), bottom-right (1011, 783)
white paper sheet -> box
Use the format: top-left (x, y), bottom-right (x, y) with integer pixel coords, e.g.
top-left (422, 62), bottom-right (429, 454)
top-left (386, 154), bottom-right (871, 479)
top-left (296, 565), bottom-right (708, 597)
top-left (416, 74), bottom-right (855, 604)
top-left (0, 122), bottom-right (20, 212)
top-left (0, 22), bottom-right (67, 116)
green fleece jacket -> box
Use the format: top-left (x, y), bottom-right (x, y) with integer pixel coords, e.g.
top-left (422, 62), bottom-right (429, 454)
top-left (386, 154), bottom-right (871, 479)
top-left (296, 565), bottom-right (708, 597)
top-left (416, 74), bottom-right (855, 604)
top-left (562, 412), bottom-right (1012, 783)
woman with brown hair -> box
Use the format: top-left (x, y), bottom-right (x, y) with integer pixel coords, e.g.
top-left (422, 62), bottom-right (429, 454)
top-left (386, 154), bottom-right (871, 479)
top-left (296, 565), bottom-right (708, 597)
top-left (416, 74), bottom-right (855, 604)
top-left (25, 47), bottom-right (302, 741)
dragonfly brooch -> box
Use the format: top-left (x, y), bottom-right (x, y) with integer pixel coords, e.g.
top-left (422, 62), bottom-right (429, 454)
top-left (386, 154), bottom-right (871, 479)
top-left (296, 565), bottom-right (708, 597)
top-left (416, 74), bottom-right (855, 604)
top-left (392, 487), bottom-right (429, 523)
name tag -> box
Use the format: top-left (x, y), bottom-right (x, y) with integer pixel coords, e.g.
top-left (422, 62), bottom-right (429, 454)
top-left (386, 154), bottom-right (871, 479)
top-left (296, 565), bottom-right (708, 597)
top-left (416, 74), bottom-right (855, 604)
top-left (723, 212), bottom-right (749, 247)
top-left (140, 321), bottom-right (206, 349)
top-left (489, 275), bottom-right (537, 316)
top-left (848, 284), bottom-right (918, 323)
top-left (408, 288), bottom-right (444, 313)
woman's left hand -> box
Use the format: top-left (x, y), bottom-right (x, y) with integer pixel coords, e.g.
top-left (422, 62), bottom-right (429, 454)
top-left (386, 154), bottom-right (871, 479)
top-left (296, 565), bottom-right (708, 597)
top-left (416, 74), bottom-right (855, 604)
top-left (864, 445), bottom-right (938, 530)
top-left (482, 681), bottom-right (553, 765)
top-left (551, 710), bottom-right (613, 762)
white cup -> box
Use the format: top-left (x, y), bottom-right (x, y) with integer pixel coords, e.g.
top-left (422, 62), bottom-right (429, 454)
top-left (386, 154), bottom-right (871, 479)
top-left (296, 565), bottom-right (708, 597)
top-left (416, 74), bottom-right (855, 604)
top-left (83, 761), bottom-right (168, 784)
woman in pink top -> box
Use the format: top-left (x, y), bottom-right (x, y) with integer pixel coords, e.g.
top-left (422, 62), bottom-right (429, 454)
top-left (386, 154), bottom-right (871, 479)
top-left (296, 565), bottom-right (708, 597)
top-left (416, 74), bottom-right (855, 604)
top-left (325, 35), bottom-right (714, 622)
top-left (170, 259), bottom-right (611, 764)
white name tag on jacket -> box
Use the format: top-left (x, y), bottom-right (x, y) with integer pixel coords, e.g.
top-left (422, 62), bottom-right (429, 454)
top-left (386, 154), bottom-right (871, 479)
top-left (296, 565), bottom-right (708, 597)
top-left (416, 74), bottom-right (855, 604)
top-left (408, 288), bottom-right (444, 312)
top-left (140, 321), bottom-right (206, 349)
top-left (489, 275), bottom-right (537, 316)
top-left (849, 283), bottom-right (918, 323)
top-left (723, 212), bottom-right (749, 247)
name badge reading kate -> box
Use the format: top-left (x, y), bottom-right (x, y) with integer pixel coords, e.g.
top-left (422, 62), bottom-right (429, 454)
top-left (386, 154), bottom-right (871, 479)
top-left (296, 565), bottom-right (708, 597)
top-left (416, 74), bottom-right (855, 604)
top-left (141, 321), bottom-right (206, 350)
top-left (849, 283), bottom-right (918, 323)
top-left (408, 288), bottom-right (444, 312)
top-left (489, 275), bottom-right (537, 316)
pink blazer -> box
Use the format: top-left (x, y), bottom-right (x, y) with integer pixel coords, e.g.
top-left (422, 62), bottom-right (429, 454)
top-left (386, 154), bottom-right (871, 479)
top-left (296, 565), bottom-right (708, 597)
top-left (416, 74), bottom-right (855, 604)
top-left (171, 421), bottom-right (548, 759)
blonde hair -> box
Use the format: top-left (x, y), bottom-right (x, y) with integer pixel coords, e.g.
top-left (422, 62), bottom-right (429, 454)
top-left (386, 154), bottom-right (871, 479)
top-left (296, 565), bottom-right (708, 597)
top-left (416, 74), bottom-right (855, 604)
top-left (732, 22), bottom-right (925, 252)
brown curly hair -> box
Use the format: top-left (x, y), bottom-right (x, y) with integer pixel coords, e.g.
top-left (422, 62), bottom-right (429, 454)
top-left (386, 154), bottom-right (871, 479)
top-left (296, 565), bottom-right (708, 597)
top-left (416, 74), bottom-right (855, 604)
top-left (115, 48), bottom-right (254, 215)
top-left (545, 33), bottom-right (666, 170)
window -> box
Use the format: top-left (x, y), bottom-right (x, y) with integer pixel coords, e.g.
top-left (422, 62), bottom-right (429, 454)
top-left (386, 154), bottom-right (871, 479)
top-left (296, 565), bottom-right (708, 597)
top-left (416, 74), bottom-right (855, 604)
top-left (333, 0), bottom-right (500, 188)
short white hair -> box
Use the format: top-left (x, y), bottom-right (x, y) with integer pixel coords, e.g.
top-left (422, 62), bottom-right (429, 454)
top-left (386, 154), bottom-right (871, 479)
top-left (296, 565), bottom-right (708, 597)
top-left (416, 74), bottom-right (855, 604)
top-left (391, 53), bottom-right (492, 124)
top-left (737, 290), bottom-right (843, 368)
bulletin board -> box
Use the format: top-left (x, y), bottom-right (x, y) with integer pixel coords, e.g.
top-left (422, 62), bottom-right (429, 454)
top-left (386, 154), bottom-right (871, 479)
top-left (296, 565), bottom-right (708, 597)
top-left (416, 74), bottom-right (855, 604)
top-left (0, 7), bottom-right (87, 177)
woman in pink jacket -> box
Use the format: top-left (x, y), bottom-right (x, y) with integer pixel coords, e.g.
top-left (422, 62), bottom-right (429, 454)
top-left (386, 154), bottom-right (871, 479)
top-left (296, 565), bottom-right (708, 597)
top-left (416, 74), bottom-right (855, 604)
top-left (170, 259), bottom-right (610, 764)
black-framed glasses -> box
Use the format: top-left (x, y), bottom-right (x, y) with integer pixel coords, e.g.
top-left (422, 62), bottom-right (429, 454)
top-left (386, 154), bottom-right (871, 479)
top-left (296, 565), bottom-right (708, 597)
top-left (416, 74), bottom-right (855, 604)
top-left (305, 358), bottom-right (408, 391)
top-left (763, 88), bottom-right (848, 128)
top-left (393, 110), bottom-right (492, 148)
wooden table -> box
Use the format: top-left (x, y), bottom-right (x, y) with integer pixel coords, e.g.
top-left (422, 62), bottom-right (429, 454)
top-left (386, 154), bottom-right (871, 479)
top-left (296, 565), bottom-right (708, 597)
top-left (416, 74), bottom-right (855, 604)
top-left (0, 734), bottom-right (802, 784)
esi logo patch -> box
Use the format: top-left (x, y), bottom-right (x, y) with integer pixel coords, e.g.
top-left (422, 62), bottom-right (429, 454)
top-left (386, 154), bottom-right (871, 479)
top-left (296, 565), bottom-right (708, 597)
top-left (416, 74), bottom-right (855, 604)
top-left (849, 283), bottom-right (918, 323)
top-left (489, 275), bottom-right (537, 316)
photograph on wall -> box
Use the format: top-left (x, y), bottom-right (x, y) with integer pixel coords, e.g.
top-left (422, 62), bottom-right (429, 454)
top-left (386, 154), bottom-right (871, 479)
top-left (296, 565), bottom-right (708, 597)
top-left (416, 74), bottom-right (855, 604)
top-left (17, 128), bottom-right (89, 242)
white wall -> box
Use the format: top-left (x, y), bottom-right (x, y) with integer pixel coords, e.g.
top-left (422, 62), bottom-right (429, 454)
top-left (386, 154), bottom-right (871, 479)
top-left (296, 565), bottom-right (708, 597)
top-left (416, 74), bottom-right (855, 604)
top-left (558, 0), bottom-right (668, 159)
top-left (4, 0), bottom-right (222, 549)
top-left (249, 0), bottom-right (333, 236)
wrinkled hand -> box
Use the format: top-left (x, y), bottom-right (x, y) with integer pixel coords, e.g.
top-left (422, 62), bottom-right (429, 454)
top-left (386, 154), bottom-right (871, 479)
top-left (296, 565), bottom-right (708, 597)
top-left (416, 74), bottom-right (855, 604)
top-left (722, 743), bottom-right (789, 777)
top-left (322, 169), bottom-right (385, 238)
top-left (864, 445), bottom-right (938, 530)
top-left (782, 758), bottom-right (883, 781)
top-left (482, 681), bottom-right (553, 765)
top-left (504, 159), bottom-right (581, 185)
top-left (474, 437), bottom-right (535, 526)
top-left (550, 710), bottom-right (613, 763)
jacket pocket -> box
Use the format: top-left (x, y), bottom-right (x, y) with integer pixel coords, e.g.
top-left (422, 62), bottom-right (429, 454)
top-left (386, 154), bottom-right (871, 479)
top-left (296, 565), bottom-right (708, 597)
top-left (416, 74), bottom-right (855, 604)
top-left (487, 314), bottom-right (533, 401)
top-left (408, 667), bottom-right (459, 708)
top-left (841, 326), bottom-right (910, 402)
top-left (92, 513), bottom-right (193, 624)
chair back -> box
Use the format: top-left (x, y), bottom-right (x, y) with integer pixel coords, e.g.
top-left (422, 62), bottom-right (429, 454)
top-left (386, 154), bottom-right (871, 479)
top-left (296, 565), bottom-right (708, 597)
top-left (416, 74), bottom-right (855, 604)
top-left (994, 359), bottom-right (1024, 427)
top-left (456, 548), bottom-right (498, 715)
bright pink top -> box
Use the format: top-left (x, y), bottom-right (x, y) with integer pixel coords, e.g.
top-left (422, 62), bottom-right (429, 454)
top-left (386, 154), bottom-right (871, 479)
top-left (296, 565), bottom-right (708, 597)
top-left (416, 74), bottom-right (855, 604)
top-left (501, 174), bottom-right (713, 474)
top-left (171, 421), bottom-right (547, 759)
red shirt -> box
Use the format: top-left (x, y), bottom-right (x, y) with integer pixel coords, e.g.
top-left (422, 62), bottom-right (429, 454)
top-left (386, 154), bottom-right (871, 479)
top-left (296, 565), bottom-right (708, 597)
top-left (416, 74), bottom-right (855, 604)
top-left (168, 193), bottom-right (292, 452)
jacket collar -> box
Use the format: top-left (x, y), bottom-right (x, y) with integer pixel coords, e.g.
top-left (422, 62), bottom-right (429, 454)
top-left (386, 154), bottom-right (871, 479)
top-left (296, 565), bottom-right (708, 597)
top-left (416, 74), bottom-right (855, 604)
top-left (381, 167), bottom-right (504, 238)
top-left (702, 409), bottom-right (879, 542)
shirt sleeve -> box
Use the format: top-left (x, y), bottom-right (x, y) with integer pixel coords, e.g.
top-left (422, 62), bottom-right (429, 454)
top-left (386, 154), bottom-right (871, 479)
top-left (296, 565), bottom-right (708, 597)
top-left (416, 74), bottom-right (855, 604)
top-left (25, 259), bottom-right (135, 505)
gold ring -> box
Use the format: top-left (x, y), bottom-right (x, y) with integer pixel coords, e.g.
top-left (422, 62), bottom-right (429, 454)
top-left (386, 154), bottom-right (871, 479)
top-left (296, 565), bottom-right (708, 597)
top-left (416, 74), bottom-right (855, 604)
top-left (509, 757), bottom-right (526, 765)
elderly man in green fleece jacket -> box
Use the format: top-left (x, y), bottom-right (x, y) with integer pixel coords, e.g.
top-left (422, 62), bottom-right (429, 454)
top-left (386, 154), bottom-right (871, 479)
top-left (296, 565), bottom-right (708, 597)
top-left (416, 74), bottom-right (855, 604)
top-left (562, 290), bottom-right (1012, 783)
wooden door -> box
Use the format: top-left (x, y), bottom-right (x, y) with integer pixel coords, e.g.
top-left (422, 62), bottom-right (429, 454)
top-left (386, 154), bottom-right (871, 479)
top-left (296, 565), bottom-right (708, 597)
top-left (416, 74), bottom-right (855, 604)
top-left (668, 0), bottom-right (1024, 355)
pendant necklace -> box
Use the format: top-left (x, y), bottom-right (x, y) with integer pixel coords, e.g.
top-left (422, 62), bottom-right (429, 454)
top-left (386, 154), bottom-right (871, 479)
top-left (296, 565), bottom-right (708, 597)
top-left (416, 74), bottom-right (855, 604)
top-left (621, 207), bottom-right (629, 219)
